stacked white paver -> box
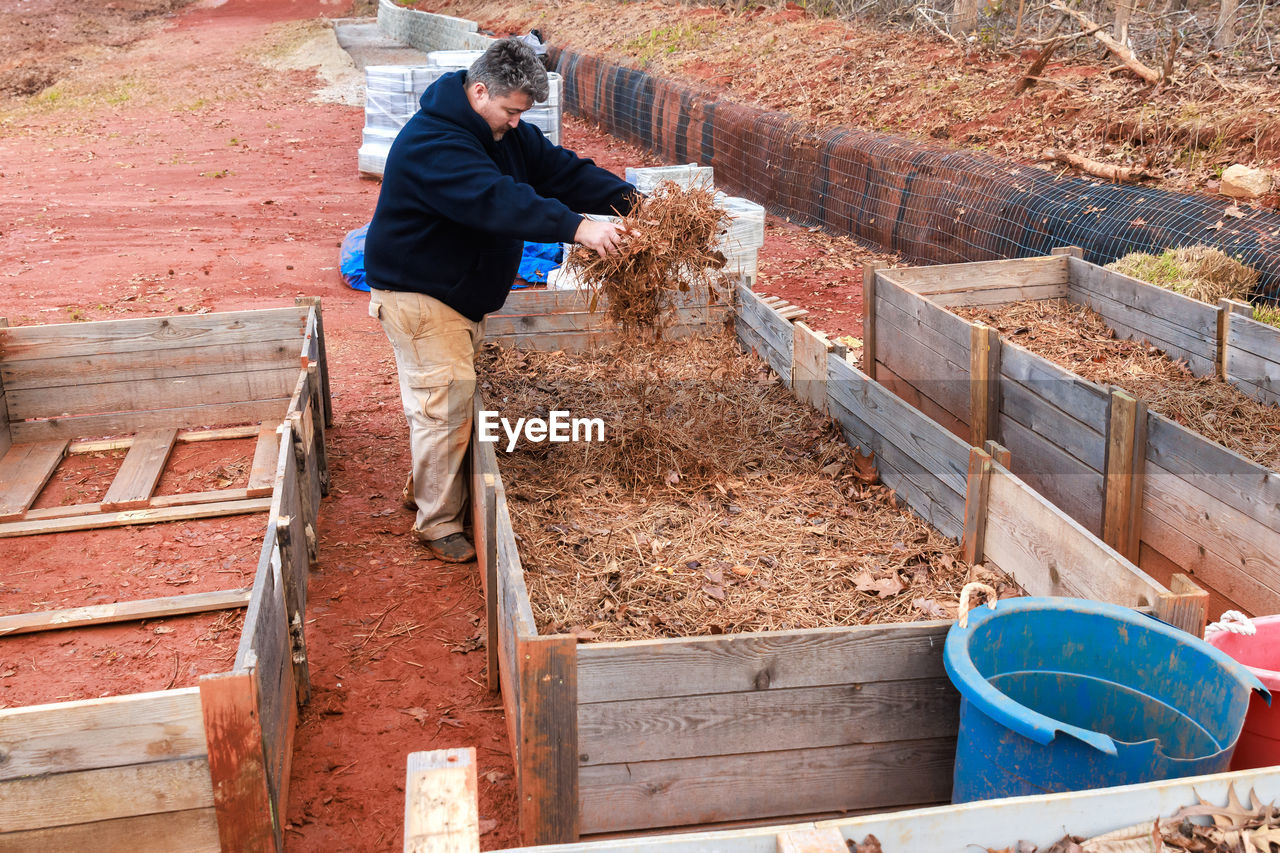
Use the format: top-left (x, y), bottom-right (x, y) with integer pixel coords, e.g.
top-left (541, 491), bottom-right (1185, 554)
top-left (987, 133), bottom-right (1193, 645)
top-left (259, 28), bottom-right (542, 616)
top-left (359, 59), bottom-right (563, 178)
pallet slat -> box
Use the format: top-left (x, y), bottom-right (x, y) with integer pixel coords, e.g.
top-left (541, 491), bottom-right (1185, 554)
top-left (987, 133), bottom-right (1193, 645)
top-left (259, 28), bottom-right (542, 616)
top-left (0, 588), bottom-right (252, 637)
top-left (0, 438), bottom-right (68, 520)
top-left (404, 748), bottom-right (480, 853)
top-left (0, 807), bottom-right (220, 853)
top-left (102, 428), bottom-right (177, 510)
top-left (9, 398), bottom-right (291, 443)
top-left (0, 496), bottom-right (271, 538)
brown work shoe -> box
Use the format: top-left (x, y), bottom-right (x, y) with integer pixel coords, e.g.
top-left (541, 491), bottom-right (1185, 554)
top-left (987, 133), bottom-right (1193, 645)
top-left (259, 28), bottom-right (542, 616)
top-left (424, 532), bottom-right (475, 563)
top-left (401, 472), bottom-right (416, 511)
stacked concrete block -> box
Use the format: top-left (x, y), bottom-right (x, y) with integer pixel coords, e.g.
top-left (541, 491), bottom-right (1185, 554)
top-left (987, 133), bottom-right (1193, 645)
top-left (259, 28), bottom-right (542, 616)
top-left (378, 0), bottom-right (479, 52)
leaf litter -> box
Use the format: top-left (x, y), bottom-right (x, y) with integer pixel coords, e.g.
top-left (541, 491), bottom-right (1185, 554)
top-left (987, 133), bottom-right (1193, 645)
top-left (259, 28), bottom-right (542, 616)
top-left (958, 299), bottom-right (1280, 474)
top-left (478, 330), bottom-right (1022, 641)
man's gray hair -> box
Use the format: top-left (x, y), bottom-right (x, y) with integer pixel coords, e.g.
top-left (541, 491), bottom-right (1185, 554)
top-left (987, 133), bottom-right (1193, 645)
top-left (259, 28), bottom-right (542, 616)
top-left (468, 38), bottom-right (549, 102)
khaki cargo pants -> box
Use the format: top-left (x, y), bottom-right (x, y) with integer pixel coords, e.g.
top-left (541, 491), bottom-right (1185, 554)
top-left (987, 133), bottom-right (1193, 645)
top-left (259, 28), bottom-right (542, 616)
top-left (369, 289), bottom-right (484, 541)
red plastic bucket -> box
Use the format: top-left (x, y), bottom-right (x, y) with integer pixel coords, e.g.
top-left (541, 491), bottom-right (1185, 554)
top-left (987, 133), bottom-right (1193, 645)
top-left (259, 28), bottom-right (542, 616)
top-left (1205, 614), bottom-right (1280, 770)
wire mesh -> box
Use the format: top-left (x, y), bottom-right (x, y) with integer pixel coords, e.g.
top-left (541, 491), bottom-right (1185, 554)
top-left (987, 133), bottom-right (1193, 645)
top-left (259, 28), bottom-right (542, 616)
top-left (553, 46), bottom-right (1280, 304)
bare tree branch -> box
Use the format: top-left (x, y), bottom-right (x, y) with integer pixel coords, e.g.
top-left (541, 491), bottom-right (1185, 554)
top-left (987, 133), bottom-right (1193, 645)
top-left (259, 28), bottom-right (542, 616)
top-left (1048, 0), bottom-right (1163, 83)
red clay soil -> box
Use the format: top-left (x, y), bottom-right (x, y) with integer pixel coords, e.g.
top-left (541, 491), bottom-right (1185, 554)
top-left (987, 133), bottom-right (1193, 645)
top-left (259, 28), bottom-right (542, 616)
top-left (0, 0), bottom-right (886, 849)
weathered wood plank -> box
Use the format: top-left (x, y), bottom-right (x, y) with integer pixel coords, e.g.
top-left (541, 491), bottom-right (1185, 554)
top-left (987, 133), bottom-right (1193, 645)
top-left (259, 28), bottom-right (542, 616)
top-left (19, 487), bottom-right (264, 522)
top-left (471, 426), bottom-right (499, 693)
top-left (1144, 413), bottom-right (1280, 533)
top-left (0, 338), bottom-right (299, 391)
top-left (1154, 574), bottom-right (1209, 637)
top-left (578, 737), bottom-right (956, 835)
top-left (576, 621), bottom-right (950, 704)
top-left (931, 283), bottom-right (1070, 308)
top-left (487, 324), bottom-right (724, 355)
top-left (825, 355), bottom-right (970, 499)
top-left (0, 757), bottom-right (214, 832)
top-left (1068, 256), bottom-right (1219, 340)
top-left (102, 428), bottom-right (177, 510)
top-left (983, 464), bottom-right (1162, 608)
top-left (874, 282), bottom-right (970, 370)
top-left (829, 394), bottom-right (966, 539)
top-left (999, 342), bottom-right (1111, 428)
top-left (404, 748), bottom-right (480, 853)
top-left (873, 312), bottom-right (970, 424)
top-left (872, 361), bottom-right (970, 441)
top-left (882, 256), bottom-right (1067, 294)
top-left (198, 670), bottom-right (277, 853)
top-left (0, 307), bottom-right (309, 362)
top-left (295, 297), bottom-right (333, 427)
top-left (777, 829), bottom-right (848, 853)
top-left (0, 438), bottom-right (67, 520)
top-left (0, 687), bottom-right (206, 780)
top-left (518, 633), bottom-right (578, 845)
top-left (736, 283), bottom-right (794, 384)
top-left (0, 807), bottom-right (220, 853)
top-left (578, 677), bottom-right (958, 766)
top-left (1141, 460), bottom-right (1280, 615)
top-left (1071, 287), bottom-right (1218, 378)
top-left (1224, 344), bottom-right (1280, 405)
top-left (861, 262), bottom-right (885, 381)
top-left (247, 424), bottom-right (281, 497)
top-left (0, 587), bottom-right (252, 637)
top-left (0, 390), bottom-right (10, 460)
top-left (1139, 539), bottom-right (1240, 619)
top-left (67, 425), bottom-right (262, 454)
top-left (6, 366), bottom-right (299, 422)
top-left (998, 375), bottom-right (1106, 473)
top-left (0, 496), bottom-right (271, 538)
top-left (9, 397), bottom-right (291, 442)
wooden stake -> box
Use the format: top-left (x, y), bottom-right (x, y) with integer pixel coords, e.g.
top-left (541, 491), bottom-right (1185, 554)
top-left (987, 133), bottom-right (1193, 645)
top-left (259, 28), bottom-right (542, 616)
top-left (517, 633), bottom-right (578, 845)
top-left (962, 447), bottom-right (994, 564)
top-left (1051, 246), bottom-right (1084, 259)
top-left (1102, 388), bottom-right (1146, 561)
top-left (1217, 298), bottom-right (1253, 378)
top-left (404, 748), bottom-right (480, 853)
top-left (983, 440), bottom-right (1012, 469)
top-left (1154, 574), bottom-right (1210, 637)
top-left (969, 323), bottom-right (1000, 448)
top-left (200, 670), bottom-right (277, 852)
top-left (792, 322), bottom-right (833, 414)
top-left (861, 262), bottom-right (886, 381)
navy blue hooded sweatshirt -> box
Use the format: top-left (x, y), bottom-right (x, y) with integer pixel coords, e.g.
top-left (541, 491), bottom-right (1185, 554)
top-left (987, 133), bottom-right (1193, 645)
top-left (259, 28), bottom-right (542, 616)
top-left (364, 71), bottom-right (637, 321)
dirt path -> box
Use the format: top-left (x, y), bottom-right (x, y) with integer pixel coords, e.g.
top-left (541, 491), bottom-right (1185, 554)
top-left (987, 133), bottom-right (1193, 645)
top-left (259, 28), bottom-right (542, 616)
top-left (0, 0), bottom-right (889, 848)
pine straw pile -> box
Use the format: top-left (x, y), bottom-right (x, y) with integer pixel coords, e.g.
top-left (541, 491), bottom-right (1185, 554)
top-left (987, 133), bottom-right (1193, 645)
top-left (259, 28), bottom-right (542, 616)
top-left (562, 181), bottom-right (729, 335)
top-left (958, 299), bottom-right (1280, 472)
top-left (477, 332), bottom-right (1020, 641)
top-left (1106, 246), bottom-right (1259, 305)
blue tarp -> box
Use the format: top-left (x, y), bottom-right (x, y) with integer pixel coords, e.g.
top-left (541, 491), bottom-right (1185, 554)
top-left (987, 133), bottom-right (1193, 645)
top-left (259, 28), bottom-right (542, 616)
top-left (341, 225), bottom-right (561, 292)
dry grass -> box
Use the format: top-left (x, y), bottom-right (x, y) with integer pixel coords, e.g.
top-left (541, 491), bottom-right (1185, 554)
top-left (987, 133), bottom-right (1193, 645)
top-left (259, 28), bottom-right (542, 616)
top-left (960, 299), bottom-right (1280, 472)
top-left (478, 331), bottom-right (1020, 641)
top-left (1106, 246), bottom-right (1259, 305)
top-left (563, 181), bottom-right (729, 335)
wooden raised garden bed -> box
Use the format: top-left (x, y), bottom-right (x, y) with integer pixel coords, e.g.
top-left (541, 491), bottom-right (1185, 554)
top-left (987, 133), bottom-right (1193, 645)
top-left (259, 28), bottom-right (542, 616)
top-left (0, 300), bottom-right (330, 852)
top-left (470, 284), bottom-right (1206, 845)
top-left (863, 251), bottom-right (1280, 618)
top-left (405, 746), bottom-right (1280, 853)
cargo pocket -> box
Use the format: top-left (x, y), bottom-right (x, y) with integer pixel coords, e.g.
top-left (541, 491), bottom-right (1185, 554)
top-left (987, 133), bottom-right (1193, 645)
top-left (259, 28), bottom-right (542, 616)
top-left (407, 364), bottom-right (453, 424)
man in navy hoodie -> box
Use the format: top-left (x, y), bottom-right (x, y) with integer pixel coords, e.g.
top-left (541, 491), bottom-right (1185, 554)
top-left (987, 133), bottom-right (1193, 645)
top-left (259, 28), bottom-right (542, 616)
top-left (365, 38), bottom-right (635, 563)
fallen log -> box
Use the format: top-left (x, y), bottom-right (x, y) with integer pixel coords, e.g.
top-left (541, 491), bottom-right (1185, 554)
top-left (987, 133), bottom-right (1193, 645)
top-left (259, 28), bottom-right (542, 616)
top-left (1048, 1), bottom-right (1162, 84)
top-left (1043, 148), bottom-right (1152, 182)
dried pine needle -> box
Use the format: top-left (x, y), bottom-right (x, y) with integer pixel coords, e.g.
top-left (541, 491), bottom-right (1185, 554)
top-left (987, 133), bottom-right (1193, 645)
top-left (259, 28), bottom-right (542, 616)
top-left (477, 331), bottom-right (1021, 641)
top-left (959, 299), bottom-right (1280, 472)
top-left (564, 181), bottom-right (730, 336)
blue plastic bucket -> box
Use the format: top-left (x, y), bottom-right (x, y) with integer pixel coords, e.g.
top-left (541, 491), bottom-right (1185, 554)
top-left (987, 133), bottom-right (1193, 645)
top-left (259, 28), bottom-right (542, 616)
top-left (944, 597), bottom-right (1267, 803)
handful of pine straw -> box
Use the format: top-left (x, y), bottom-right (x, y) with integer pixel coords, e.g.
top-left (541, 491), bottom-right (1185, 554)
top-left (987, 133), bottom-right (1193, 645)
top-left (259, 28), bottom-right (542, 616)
top-left (564, 181), bottom-right (730, 335)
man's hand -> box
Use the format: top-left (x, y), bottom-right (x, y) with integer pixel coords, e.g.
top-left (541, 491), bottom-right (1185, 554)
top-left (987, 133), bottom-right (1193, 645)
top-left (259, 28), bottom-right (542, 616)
top-left (575, 218), bottom-right (628, 257)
